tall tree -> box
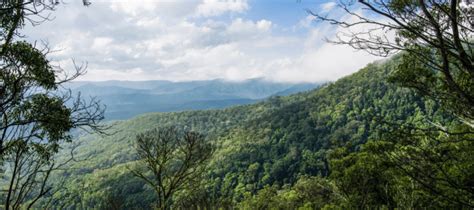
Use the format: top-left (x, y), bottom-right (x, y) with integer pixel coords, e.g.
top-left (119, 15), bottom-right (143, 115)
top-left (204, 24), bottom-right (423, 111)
top-left (309, 0), bottom-right (473, 125)
top-left (310, 0), bottom-right (474, 207)
top-left (0, 1), bottom-right (105, 208)
top-left (131, 127), bottom-right (214, 210)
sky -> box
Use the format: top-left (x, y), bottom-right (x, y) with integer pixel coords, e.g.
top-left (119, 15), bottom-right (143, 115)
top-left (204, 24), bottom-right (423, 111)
top-left (22, 0), bottom-right (380, 82)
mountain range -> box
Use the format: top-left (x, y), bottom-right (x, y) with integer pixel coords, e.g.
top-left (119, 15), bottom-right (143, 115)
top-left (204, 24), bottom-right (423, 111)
top-left (67, 79), bottom-right (321, 120)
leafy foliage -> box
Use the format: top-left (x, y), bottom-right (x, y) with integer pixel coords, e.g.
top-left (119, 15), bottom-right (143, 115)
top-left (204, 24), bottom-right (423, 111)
top-left (131, 127), bottom-right (214, 210)
top-left (43, 57), bottom-right (466, 209)
top-left (0, 1), bottom-right (104, 208)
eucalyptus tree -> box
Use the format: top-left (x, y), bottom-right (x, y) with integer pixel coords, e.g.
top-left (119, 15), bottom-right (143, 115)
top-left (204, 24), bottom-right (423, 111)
top-left (309, 0), bottom-right (473, 124)
top-left (310, 0), bottom-right (474, 207)
top-left (131, 127), bottom-right (214, 210)
top-left (0, 0), bottom-right (105, 208)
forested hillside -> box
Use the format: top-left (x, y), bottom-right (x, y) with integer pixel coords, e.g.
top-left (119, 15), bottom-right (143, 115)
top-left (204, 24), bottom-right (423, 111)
top-left (40, 57), bottom-right (463, 209)
top-left (2, 1), bottom-right (472, 209)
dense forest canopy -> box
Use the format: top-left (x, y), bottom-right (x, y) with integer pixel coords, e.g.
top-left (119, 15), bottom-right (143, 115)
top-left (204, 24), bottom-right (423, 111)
top-left (33, 57), bottom-right (470, 209)
top-left (0, 0), bottom-right (473, 209)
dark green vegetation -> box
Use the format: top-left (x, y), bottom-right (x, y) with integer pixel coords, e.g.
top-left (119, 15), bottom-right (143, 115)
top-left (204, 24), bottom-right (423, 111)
top-left (41, 56), bottom-right (472, 208)
top-left (131, 127), bottom-right (214, 210)
top-left (68, 79), bottom-right (320, 120)
top-left (2, 0), bottom-right (473, 209)
top-left (0, 1), bottom-right (104, 209)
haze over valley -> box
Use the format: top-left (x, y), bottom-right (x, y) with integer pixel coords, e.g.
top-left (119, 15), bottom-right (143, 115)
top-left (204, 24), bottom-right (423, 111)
top-left (0, 0), bottom-right (472, 209)
top-left (68, 79), bottom-right (320, 120)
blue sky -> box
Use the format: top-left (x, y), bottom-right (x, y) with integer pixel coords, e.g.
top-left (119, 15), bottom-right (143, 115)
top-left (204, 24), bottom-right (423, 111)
top-left (243, 0), bottom-right (322, 27)
top-left (23, 0), bottom-right (379, 82)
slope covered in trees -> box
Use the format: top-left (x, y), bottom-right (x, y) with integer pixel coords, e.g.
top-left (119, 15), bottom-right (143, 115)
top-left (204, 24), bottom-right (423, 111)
top-left (2, 0), bottom-right (471, 209)
top-left (38, 55), bottom-right (463, 209)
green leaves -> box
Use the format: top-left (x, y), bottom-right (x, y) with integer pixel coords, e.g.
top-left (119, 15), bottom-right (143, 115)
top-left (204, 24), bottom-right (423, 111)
top-left (22, 94), bottom-right (73, 142)
top-left (3, 41), bottom-right (56, 89)
top-left (132, 127), bottom-right (214, 209)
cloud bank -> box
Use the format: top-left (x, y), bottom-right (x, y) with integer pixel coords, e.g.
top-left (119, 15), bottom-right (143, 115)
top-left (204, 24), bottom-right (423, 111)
top-left (22, 0), bottom-right (379, 82)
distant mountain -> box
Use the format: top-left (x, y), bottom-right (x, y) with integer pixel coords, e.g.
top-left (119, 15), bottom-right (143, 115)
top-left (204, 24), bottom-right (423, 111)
top-left (67, 79), bottom-right (320, 120)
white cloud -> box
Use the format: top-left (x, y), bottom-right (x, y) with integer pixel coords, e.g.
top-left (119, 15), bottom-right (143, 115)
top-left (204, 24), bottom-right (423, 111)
top-left (196, 0), bottom-right (249, 17)
top-left (256, 20), bottom-right (272, 31)
top-left (110, 1), bottom-right (198, 19)
top-left (109, 1), bottom-right (158, 16)
top-left (226, 18), bottom-right (272, 41)
top-left (20, 0), bottom-right (381, 83)
top-left (321, 1), bottom-right (337, 12)
top-left (91, 37), bottom-right (113, 51)
top-left (264, 44), bottom-right (377, 82)
top-left (298, 15), bottom-right (316, 28)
